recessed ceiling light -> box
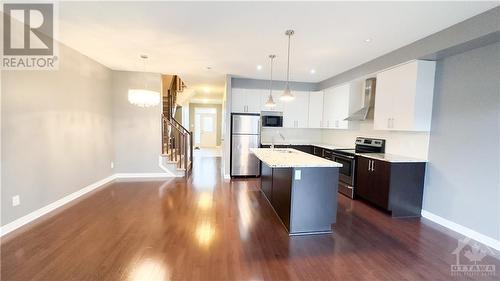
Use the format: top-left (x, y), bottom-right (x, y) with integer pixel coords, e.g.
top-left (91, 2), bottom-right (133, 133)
top-left (206, 66), bottom-right (212, 70)
top-left (257, 65), bottom-right (263, 71)
top-left (364, 38), bottom-right (372, 43)
top-left (310, 69), bottom-right (316, 74)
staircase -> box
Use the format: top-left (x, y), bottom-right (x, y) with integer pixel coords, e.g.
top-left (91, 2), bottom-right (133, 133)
top-left (160, 75), bottom-right (193, 178)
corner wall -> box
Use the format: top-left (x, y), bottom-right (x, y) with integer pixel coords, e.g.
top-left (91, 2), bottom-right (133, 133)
top-left (111, 71), bottom-right (164, 173)
top-left (1, 43), bottom-right (114, 226)
top-left (423, 42), bottom-right (500, 240)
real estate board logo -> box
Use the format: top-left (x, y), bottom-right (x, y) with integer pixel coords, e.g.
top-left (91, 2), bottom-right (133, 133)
top-left (451, 237), bottom-right (496, 277)
top-left (2, 2), bottom-right (58, 70)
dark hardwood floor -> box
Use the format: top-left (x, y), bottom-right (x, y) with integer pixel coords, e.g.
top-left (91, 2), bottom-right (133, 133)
top-left (1, 152), bottom-right (499, 281)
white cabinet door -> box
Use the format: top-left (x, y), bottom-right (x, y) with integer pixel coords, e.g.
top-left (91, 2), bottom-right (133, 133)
top-left (330, 84), bottom-right (350, 129)
top-left (246, 89), bottom-right (262, 113)
top-left (283, 91), bottom-right (309, 128)
top-left (322, 88), bottom-right (334, 128)
top-left (231, 88), bottom-right (247, 113)
top-left (308, 91), bottom-right (324, 128)
top-left (374, 60), bottom-right (435, 131)
top-left (323, 85), bottom-right (350, 129)
top-left (231, 88), bottom-right (262, 113)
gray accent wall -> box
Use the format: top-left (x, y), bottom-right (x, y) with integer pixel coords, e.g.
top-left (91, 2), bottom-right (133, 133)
top-left (1, 44), bottom-right (114, 226)
top-left (423, 42), bottom-right (500, 240)
top-left (231, 77), bottom-right (318, 91)
top-left (111, 71), bottom-right (164, 173)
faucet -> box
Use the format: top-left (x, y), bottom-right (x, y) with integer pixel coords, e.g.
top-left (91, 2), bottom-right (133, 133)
top-left (271, 131), bottom-right (286, 150)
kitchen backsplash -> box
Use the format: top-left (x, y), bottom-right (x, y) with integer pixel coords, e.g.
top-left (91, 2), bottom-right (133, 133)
top-left (321, 121), bottom-right (430, 159)
top-left (261, 121), bottom-right (430, 159)
top-left (261, 128), bottom-right (322, 144)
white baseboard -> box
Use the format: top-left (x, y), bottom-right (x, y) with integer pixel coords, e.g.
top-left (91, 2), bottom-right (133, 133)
top-left (421, 210), bottom-right (500, 251)
top-left (0, 173), bottom-right (175, 237)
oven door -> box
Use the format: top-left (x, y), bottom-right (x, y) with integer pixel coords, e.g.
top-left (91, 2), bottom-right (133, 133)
top-left (332, 153), bottom-right (355, 185)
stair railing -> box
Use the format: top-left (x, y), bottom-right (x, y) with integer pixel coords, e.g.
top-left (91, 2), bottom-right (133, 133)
top-left (162, 114), bottom-right (193, 171)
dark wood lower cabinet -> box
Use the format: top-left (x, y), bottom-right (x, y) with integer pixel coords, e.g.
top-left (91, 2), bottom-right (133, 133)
top-left (260, 162), bottom-right (338, 234)
top-left (356, 156), bottom-right (426, 217)
top-left (261, 163), bottom-right (273, 200)
top-left (271, 169), bottom-right (293, 230)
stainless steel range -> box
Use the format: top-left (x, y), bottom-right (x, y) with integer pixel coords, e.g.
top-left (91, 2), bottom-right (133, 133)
top-left (332, 137), bottom-right (385, 198)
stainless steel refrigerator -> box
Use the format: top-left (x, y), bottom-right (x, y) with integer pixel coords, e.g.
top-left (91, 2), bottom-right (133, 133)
top-left (231, 114), bottom-right (261, 177)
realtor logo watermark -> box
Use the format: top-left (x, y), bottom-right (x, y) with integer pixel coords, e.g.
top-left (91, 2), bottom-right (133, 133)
top-left (451, 237), bottom-right (496, 277)
top-left (2, 2), bottom-right (59, 70)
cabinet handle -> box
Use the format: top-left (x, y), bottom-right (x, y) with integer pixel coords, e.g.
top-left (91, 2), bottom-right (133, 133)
top-left (371, 160), bottom-right (375, 171)
top-left (368, 160), bottom-right (371, 171)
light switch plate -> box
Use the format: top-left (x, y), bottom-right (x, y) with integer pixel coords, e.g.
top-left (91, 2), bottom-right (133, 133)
top-left (294, 170), bottom-right (301, 180)
top-left (12, 195), bottom-right (20, 207)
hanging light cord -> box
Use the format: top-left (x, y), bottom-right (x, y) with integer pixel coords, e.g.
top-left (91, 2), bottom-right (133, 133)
top-left (269, 56), bottom-right (274, 95)
top-left (286, 33), bottom-right (291, 83)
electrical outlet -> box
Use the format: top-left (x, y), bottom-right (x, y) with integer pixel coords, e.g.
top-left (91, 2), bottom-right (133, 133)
top-left (110, 161), bottom-right (114, 169)
top-left (294, 170), bottom-right (302, 180)
top-left (12, 195), bottom-right (20, 207)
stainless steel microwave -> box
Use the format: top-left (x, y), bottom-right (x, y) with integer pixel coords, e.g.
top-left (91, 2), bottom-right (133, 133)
top-left (261, 111), bottom-right (283, 127)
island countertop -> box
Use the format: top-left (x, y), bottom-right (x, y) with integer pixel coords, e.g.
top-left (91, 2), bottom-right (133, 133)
top-left (250, 148), bottom-right (343, 168)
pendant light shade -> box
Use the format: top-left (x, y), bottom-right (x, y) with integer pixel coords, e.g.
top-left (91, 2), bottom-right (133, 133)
top-left (280, 84), bottom-right (294, 101)
top-left (128, 55), bottom-right (161, 107)
top-left (280, 29), bottom-right (295, 102)
top-left (265, 54), bottom-right (277, 108)
top-left (265, 94), bottom-right (276, 108)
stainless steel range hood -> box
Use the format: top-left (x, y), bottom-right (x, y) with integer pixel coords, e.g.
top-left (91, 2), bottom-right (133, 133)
top-left (344, 78), bottom-right (376, 121)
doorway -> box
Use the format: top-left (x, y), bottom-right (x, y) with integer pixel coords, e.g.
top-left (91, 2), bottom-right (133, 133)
top-left (194, 107), bottom-right (217, 148)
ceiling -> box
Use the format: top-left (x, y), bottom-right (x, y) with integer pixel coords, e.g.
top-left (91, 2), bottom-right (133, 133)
top-left (58, 1), bottom-right (498, 98)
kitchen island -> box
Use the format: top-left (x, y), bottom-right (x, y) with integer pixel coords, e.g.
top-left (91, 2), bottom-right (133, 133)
top-left (250, 148), bottom-right (342, 235)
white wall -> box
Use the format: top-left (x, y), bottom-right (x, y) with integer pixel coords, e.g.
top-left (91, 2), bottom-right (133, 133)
top-left (321, 122), bottom-right (431, 159)
top-left (1, 43), bottom-right (114, 225)
top-left (111, 71), bottom-right (164, 173)
top-left (222, 75), bottom-right (231, 178)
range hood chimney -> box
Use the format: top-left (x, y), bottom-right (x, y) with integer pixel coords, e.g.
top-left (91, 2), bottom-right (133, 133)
top-left (344, 78), bottom-right (376, 121)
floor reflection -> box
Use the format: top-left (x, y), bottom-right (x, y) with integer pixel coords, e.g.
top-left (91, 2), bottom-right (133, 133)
top-left (197, 192), bottom-right (213, 210)
top-left (129, 258), bottom-right (168, 281)
top-left (195, 220), bottom-right (216, 247)
top-left (237, 188), bottom-right (253, 240)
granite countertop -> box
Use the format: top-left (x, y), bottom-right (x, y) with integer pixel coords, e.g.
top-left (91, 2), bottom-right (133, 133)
top-left (259, 141), bottom-right (427, 163)
top-left (356, 153), bottom-right (427, 163)
top-left (250, 148), bottom-right (343, 168)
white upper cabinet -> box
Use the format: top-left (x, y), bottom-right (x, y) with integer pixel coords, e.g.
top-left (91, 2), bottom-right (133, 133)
top-left (374, 60), bottom-right (436, 131)
top-left (308, 91), bottom-right (324, 128)
top-left (322, 83), bottom-right (360, 129)
top-left (283, 91), bottom-right (310, 128)
top-left (231, 88), bottom-right (262, 113)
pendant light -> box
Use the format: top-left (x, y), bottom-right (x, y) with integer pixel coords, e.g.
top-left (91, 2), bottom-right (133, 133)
top-left (128, 55), bottom-right (161, 107)
top-left (265, 54), bottom-right (277, 108)
top-left (280, 29), bottom-right (295, 101)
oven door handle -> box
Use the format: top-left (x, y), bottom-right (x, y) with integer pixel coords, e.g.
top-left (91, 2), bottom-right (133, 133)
top-left (332, 153), bottom-right (355, 160)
